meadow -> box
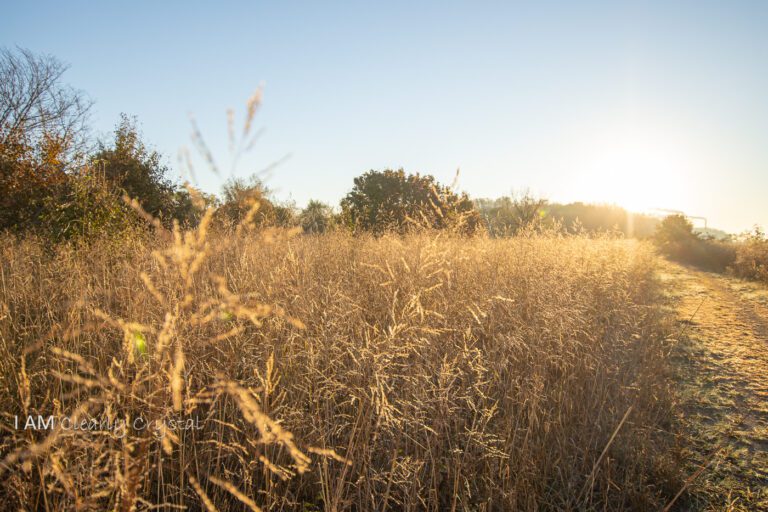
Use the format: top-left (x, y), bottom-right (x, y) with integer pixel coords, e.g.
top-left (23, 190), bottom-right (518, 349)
top-left (0, 218), bottom-right (683, 511)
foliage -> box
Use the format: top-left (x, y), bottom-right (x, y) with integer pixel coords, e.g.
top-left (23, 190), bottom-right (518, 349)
top-left (300, 200), bottom-right (335, 234)
top-left (40, 165), bottom-right (140, 241)
top-left (340, 169), bottom-right (481, 234)
top-left (0, 47), bottom-right (91, 163)
top-left (0, 132), bottom-right (69, 232)
top-left (655, 214), bottom-right (696, 247)
top-left (654, 214), bottom-right (736, 272)
top-left (546, 202), bottom-right (659, 237)
top-left (0, 47), bottom-right (91, 233)
top-left (475, 191), bottom-right (547, 236)
top-left (92, 114), bottom-right (200, 226)
top-left (272, 200), bottom-right (299, 228)
top-left (215, 175), bottom-right (298, 229)
top-left (475, 199), bottom-right (661, 238)
top-left (1, 49), bottom-right (202, 238)
top-left (732, 227), bottom-right (768, 283)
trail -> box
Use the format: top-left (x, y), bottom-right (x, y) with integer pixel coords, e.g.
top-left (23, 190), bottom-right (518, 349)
top-left (660, 262), bottom-right (768, 510)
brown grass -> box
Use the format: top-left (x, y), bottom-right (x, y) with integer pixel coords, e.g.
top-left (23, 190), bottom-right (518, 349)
top-left (733, 229), bottom-right (768, 283)
top-left (0, 220), bottom-right (681, 510)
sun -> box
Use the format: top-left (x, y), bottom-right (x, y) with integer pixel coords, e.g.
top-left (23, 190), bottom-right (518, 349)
top-left (573, 129), bottom-right (692, 213)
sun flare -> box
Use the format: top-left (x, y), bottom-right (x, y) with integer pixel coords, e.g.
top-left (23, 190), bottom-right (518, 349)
top-left (574, 129), bottom-right (691, 213)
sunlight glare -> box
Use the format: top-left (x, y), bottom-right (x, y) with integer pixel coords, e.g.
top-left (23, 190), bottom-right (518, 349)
top-left (574, 129), bottom-right (691, 213)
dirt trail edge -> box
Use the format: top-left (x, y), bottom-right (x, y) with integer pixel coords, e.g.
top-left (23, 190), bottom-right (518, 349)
top-left (660, 262), bottom-right (768, 510)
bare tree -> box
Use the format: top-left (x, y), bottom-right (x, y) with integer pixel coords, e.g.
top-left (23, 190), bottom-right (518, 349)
top-left (511, 189), bottom-right (547, 229)
top-left (0, 47), bottom-right (91, 160)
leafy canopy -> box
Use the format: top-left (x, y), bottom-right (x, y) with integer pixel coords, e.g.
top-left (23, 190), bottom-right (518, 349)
top-left (340, 169), bottom-right (480, 234)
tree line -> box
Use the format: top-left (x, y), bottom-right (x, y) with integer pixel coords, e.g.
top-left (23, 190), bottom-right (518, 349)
top-left (2, 47), bottom-right (667, 241)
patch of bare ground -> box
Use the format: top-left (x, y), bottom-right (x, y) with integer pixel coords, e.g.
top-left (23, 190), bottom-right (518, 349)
top-left (661, 262), bottom-right (768, 510)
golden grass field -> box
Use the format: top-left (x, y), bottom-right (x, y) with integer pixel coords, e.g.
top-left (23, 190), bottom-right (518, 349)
top-left (0, 218), bottom-right (685, 511)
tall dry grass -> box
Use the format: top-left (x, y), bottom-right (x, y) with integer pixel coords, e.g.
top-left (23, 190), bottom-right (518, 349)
top-left (0, 221), bottom-right (681, 510)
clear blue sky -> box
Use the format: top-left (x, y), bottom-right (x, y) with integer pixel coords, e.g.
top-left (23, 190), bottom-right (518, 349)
top-left (3, 1), bottom-right (767, 232)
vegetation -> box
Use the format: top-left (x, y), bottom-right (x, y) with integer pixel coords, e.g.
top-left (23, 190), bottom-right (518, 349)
top-left (0, 48), bottom-right (91, 234)
top-left (5, 45), bottom-right (768, 511)
top-left (545, 202), bottom-right (659, 238)
top-left (654, 214), bottom-right (736, 273)
top-left (0, 48), bottom-right (207, 240)
top-left (0, 218), bottom-right (682, 511)
top-left (475, 198), bottom-right (661, 238)
top-left (340, 169), bottom-right (481, 234)
top-left (732, 227), bottom-right (768, 283)
top-left (299, 200), bottom-right (336, 234)
top-left (474, 192), bottom-right (548, 236)
top-left (651, 214), bottom-right (768, 285)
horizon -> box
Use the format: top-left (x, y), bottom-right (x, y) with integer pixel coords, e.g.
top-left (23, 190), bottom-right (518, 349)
top-left (3, 1), bottom-right (767, 233)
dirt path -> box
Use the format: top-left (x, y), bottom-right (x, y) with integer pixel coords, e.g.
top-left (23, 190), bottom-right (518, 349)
top-left (660, 262), bottom-right (768, 510)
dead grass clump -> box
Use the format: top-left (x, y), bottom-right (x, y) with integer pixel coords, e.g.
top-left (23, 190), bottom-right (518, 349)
top-left (0, 224), bottom-right (680, 510)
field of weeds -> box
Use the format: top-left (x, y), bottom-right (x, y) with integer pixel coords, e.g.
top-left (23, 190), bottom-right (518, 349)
top-left (0, 224), bottom-right (682, 511)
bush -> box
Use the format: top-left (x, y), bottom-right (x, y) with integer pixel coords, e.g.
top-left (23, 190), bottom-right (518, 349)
top-left (40, 165), bottom-right (141, 241)
top-left (214, 176), bottom-right (297, 230)
top-left (300, 199), bottom-right (335, 234)
top-left (733, 227), bottom-right (768, 282)
top-left (654, 215), bottom-right (736, 272)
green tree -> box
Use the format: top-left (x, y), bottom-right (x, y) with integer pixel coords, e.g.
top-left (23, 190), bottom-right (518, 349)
top-left (171, 187), bottom-right (218, 227)
top-left (340, 169), bottom-right (480, 234)
top-left (41, 165), bottom-right (138, 241)
top-left (92, 115), bottom-right (177, 219)
top-left (272, 201), bottom-right (299, 228)
top-left (300, 200), bottom-right (335, 234)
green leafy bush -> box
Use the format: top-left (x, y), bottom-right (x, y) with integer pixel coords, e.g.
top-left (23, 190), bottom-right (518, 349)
top-left (340, 169), bottom-right (480, 234)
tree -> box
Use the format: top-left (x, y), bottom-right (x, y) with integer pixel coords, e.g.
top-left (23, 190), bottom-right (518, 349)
top-left (654, 214), bottom-right (697, 248)
top-left (91, 115), bottom-right (179, 219)
top-left (272, 201), bottom-right (299, 228)
top-left (170, 187), bottom-right (219, 227)
top-left (0, 131), bottom-right (69, 230)
top-left (0, 47), bottom-right (92, 232)
top-left (474, 191), bottom-right (548, 236)
top-left (300, 200), bottom-right (335, 234)
top-left (0, 47), bottom-right (91, 161)
top-left (215, 176), bottom-right (280, 229)
top-left (340, 169), bottom-right (480, 234)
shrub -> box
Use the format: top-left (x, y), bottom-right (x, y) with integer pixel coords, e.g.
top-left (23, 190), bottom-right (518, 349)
top-left (733, 227), bottom-right (768, 282)
top-left (300, 199), bottom-right (335, 234)
top-left (654, 215), bottom-right (736, 272)
top-left (40, 164), bottom-right (141, 241)
top-left (214, 176), bottom-right (301, 231)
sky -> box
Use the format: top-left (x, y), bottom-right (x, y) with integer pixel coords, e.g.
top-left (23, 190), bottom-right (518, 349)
top-left (2, 1), bottom-right (767, 233)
